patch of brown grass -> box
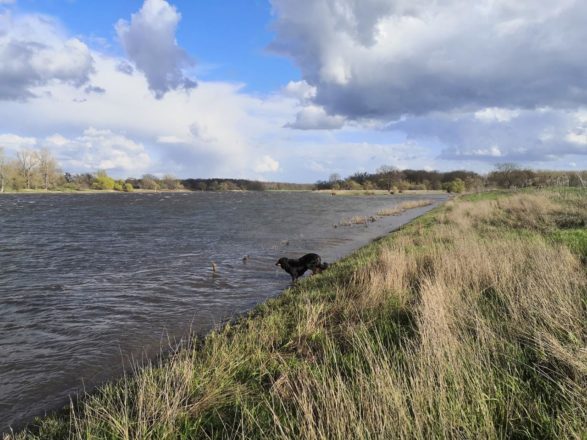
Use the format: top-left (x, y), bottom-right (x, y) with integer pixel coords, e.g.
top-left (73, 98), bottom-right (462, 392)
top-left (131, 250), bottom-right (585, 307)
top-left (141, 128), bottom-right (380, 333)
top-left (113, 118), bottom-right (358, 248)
top-left (377, 199), bottom-right (434, 216)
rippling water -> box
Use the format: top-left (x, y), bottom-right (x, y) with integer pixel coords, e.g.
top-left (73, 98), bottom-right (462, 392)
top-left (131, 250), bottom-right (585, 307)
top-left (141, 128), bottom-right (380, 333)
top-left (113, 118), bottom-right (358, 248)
top-left (0, 191), bottom-right (446, 430)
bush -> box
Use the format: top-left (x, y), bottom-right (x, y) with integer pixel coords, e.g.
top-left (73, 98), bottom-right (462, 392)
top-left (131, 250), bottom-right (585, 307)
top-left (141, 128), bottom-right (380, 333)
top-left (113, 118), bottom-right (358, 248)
top-left (443, 178), bottom-right (465, 193)
top-left (124, 183), bottom-right (134, 192)
top-left (92, 173), bottom-right (115, 190)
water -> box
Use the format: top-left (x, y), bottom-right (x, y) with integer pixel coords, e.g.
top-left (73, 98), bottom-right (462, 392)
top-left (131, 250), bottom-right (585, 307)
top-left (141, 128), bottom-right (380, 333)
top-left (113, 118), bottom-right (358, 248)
top-left (0, 191), bottom-right (446, 431)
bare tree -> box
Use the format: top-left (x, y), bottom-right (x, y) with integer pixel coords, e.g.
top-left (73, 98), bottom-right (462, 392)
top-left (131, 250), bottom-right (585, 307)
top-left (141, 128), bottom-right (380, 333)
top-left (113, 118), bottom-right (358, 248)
top-left (16, 148), bottom-right (38, 190)
top-left (35, 148), bottom-right (60, 190)
top-left (376, 165), bottom-right (403, 191)
top-left (328, 173), bottom-right (341, 183)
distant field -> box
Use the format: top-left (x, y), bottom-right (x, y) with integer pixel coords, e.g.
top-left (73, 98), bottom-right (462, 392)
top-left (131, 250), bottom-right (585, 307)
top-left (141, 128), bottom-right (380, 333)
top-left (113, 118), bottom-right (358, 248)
top-left (12, 189), bottom-right (587, 439)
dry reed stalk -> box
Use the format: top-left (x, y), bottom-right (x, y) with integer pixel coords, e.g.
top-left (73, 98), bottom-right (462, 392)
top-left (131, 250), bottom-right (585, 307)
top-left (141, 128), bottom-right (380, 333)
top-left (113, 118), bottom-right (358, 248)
top-left (377, 199), bottom-right (434, 217)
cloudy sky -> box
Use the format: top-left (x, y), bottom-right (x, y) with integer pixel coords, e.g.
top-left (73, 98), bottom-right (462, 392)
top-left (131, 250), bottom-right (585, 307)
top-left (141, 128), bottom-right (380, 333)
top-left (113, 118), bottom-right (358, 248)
top-left (1, 0), bottom-right (586, 181)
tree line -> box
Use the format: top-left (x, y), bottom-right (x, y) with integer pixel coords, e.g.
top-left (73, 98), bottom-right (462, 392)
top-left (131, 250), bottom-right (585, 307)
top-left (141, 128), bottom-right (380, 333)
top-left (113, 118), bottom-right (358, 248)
top-left (316, 164), bottom-right (586, 193)
top-left (0, 147), bottom-right (585, 194)
top-left (0, 147), bottom-right (186, 192)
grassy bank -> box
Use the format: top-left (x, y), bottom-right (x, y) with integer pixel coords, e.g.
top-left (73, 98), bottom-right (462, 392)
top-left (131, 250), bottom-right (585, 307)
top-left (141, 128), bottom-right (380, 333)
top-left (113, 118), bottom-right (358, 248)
top-left (10, 189), bottom-right (587, 439)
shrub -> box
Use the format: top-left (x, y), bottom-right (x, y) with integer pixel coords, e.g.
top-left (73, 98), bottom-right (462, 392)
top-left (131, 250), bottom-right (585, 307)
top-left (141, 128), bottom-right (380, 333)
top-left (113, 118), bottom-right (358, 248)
top-left (443, 178), bottom-right (465, 193)
top-left (92, 172), bottom-right (115, 190)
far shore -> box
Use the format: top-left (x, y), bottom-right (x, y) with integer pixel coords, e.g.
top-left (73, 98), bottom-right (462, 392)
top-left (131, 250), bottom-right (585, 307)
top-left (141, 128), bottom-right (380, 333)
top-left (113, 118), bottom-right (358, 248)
top-left (0, 188), bottom-right (449, 196)
top-left (0, 188), bottom-right (192, 195)
top-left (314, 189), bottom-right (448, 196)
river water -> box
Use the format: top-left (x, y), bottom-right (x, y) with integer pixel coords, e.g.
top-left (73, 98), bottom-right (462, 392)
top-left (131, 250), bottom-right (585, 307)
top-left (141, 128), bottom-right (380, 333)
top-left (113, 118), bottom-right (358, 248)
top-left (0, 191), bottom-right (446, 431)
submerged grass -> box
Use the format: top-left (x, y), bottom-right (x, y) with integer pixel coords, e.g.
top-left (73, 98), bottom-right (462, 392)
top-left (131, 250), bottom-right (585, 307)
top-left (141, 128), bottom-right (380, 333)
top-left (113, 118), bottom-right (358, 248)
top-left (376, 199), bottom-right (434, 216)
top-left (9, 189), bottom-right (587, 439)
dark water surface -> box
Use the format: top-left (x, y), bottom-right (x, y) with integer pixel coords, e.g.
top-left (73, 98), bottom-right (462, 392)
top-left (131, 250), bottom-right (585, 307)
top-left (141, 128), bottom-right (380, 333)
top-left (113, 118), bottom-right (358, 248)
top-left (0, 191), bottom-right (446, 430)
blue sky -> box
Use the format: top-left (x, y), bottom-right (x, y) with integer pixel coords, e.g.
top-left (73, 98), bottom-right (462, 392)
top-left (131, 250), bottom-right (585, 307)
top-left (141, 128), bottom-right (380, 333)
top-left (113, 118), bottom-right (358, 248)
top-left (1, 0), bottom-right (586, 181)
top-left (13, 0), bottom-right (298, 92)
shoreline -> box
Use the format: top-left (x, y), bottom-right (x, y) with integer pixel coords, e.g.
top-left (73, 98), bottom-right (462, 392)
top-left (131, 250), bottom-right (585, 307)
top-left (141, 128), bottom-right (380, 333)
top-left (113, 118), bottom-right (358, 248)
top-left (9, 189), bottom-right (587, 438)
top-left (0, 189), bottom-right (193, 195)
top-left (0, 189), bottom-right (449, 196)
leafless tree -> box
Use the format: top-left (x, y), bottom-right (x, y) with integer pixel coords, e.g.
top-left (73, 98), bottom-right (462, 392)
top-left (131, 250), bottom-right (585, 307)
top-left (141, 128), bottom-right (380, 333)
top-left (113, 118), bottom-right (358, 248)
top-left (35, 148), bottom-right (60, 190)
top-left (376, 165), bottom-right (403, 191)
top-left (328, 173), bottom-right (341, 183)
top-left (16, 148), bottom-right (38, 190)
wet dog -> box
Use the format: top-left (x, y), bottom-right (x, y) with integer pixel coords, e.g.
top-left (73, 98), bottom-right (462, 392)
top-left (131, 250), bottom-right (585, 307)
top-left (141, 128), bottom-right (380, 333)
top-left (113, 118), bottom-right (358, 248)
top-left (275, 253), bottom-right (329, 282)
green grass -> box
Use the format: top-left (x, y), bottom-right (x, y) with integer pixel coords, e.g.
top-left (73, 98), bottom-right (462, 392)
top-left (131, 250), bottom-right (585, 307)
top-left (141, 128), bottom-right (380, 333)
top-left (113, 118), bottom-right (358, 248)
top-left (461, 190), bottom-right (511, 202)
top-left (551, 228), bottom-right (587, 258)
top-left (10, 189), bottom-right (587, 440)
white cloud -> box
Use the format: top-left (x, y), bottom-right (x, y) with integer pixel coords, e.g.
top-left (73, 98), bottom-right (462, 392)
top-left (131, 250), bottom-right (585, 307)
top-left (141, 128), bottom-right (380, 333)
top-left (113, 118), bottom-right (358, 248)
top-left (389, 107), bottom-right (587, 163)
top-left (0, 133), bottom-right (36, 151)
top-left (283, 80), bottom-right (316, 102)
top-left (0, 11), bottom-right (94, 100)
top-left (116, 0), bottom-right (196, 98)
top-left (474, 108), bottom-right (520, 123)
top-left (254, 155), bottom-right (280, 173)
top-left (44, 128), bottom-right (151, 173)
top-left (453, 146), bottom-right (504, 158)
top-left (285, 105), bottom-right (345, 130)
top-left (0, 46), bottom-right (302, 177)
top-left (566, 131), bottom-right (587, 145)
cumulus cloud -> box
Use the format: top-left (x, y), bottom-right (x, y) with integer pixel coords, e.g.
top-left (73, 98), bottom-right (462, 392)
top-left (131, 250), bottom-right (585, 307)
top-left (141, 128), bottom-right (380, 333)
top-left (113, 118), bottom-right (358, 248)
top-left (254, 155), bottom-right (280, 173)
top-left (285, 105), bottom-right (345, 130)
top-left (282, 80), bottom-right (316, 102)
top-left (44, 128), bottom-right (151, 173)
top-left (388, 107), bottom-right (587, 163)
top-left (116, 0), bottom-right (196, 98)
top-left (0, 12), bottom-right (94, 100)
top-left (269, 0), bottom-right (587, 165)
top-left (270, 0), bottom-right (587, 119)
top-left (0, 133), bottom-right (36, 151)
top-left (0, 50), bottom-right (303, 178)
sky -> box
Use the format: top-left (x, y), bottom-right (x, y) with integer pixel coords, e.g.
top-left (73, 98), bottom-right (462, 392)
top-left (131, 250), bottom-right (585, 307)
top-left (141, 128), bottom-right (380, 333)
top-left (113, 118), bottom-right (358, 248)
top-left (0, 0), bottom-right (586, 182)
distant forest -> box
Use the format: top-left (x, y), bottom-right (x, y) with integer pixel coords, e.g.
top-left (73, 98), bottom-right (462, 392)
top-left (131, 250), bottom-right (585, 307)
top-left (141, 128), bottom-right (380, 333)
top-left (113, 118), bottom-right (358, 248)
top-left (0, 147), bottom-right (585, 193)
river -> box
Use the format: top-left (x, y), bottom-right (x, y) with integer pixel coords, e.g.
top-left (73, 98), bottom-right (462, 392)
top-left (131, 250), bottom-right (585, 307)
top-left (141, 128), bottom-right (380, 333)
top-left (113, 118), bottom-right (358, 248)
top-left (0, 191), bottom-right (446, 431)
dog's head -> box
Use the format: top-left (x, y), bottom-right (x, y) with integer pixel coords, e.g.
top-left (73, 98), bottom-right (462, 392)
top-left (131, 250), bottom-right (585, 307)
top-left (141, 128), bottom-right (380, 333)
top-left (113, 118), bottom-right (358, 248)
top-left (275, 257), bottom-right (288, 268)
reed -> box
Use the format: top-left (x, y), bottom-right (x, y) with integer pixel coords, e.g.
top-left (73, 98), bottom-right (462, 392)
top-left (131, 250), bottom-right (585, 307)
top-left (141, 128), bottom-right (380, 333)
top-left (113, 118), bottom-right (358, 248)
top-left (376, 199), bottom-right (433, 216)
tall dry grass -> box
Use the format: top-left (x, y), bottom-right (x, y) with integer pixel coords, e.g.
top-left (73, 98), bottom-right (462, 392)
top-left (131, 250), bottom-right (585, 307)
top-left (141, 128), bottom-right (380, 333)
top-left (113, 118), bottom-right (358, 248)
top-left (376, 199), bottom-right (434, 216)
top-left (273, 229), bottom-right (585, 439)
top-left (9, 190), bottom-right (587, 439)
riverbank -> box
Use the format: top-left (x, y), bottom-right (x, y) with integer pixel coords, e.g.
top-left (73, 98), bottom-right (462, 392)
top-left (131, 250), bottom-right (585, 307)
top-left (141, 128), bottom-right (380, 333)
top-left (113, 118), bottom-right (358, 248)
top-left (10, 189), bottom-right (587, 439)
top-left (0, 189), bottom-right (193, 195)
top-left (314, 189), bottom-right (447, 196)
top-left (0, 188), bottom-right (449, 196)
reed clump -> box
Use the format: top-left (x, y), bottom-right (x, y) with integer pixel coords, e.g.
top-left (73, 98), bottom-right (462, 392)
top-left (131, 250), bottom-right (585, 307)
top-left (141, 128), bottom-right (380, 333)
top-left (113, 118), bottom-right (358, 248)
top-left (377, 199), bottom-right (434, 216)
top-left (339, 215), bottom-right (371, 226)
top-left (10, 189), bottom-right (587, 440)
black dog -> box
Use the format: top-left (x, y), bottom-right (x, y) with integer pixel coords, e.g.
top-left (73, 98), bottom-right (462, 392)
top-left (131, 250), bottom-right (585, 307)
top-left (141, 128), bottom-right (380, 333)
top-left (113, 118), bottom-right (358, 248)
top-left (275, 253), bottom-right (329, 282)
